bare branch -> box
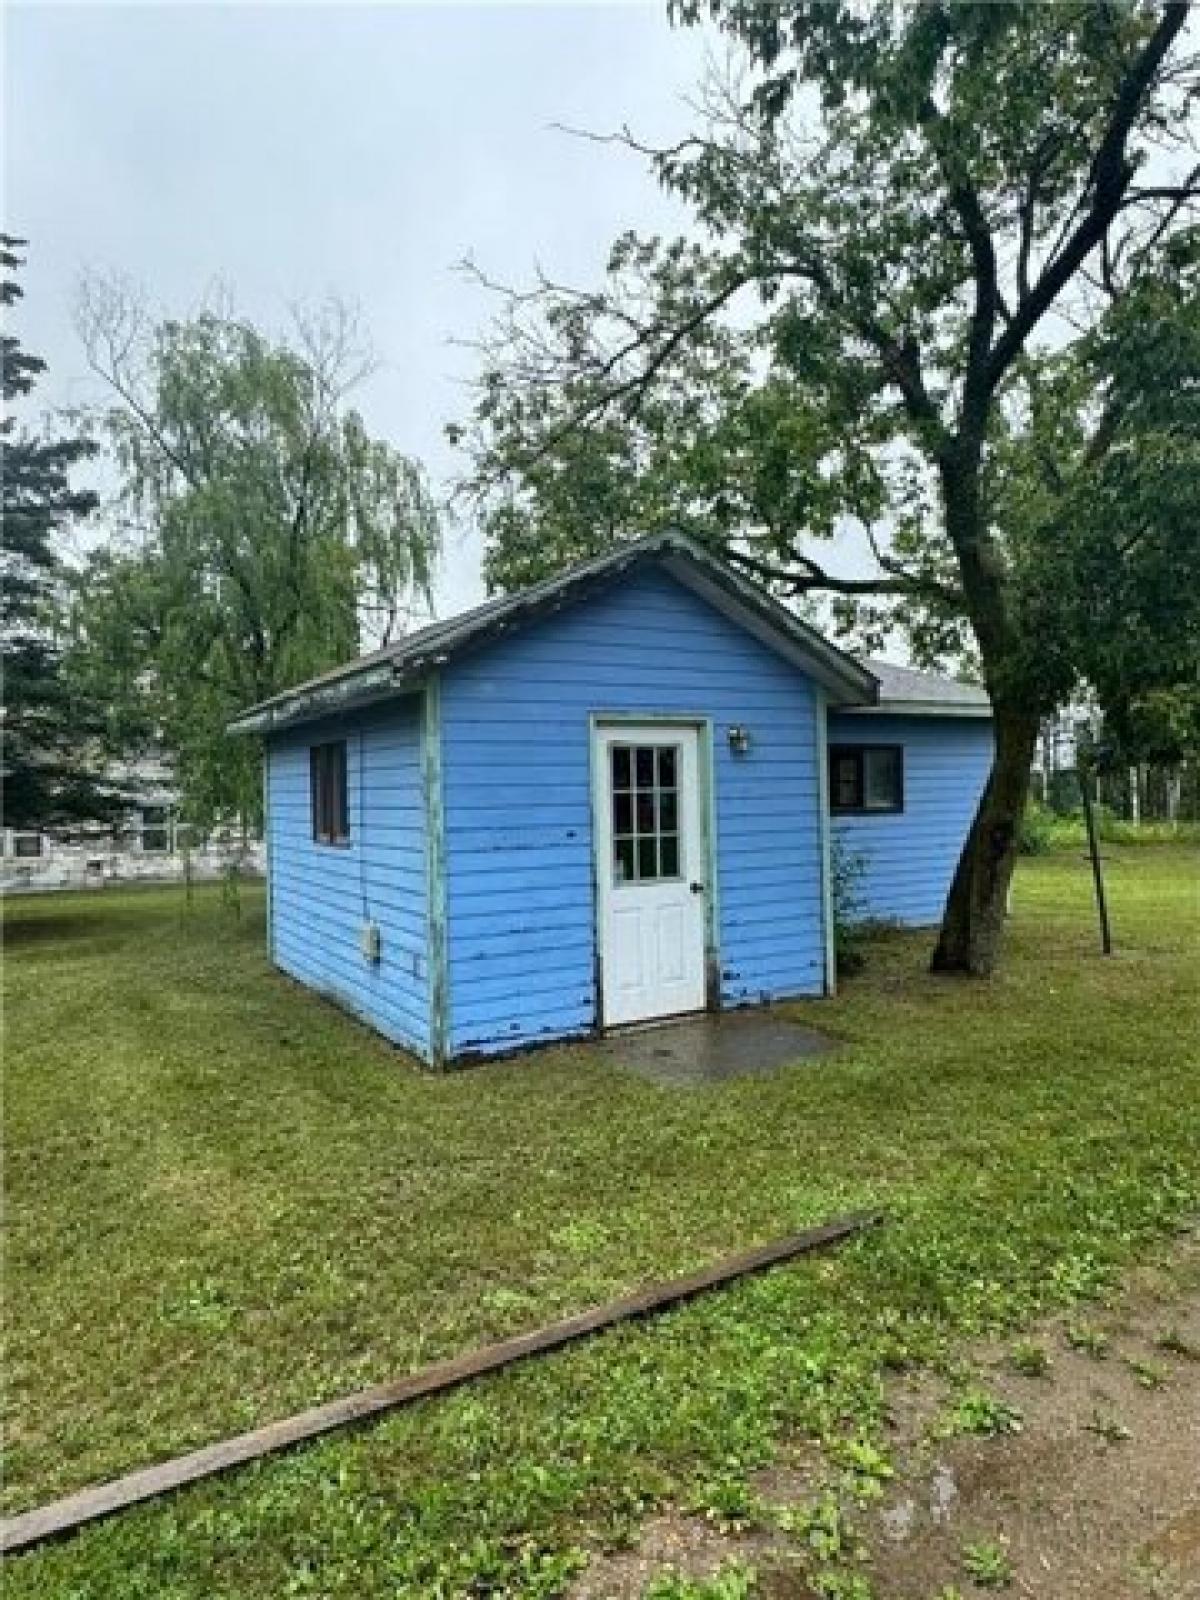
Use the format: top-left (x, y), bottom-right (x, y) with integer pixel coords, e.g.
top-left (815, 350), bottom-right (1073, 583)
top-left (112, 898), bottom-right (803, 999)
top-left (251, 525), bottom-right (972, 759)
top-left (986, 2), bottom-right (1191, 391)
top-left (76, 271), bottom-right (202, 491)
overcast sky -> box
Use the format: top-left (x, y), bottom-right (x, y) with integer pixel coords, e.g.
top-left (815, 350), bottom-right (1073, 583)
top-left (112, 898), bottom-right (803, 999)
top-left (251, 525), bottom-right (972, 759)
top-left (5, 2), bottom-right (713, 617)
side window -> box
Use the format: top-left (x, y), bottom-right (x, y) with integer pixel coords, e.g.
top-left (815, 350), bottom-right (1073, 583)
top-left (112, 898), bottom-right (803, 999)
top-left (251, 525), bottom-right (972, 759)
top-left (310, 741), bottom-right (349, 844)
top-left (140, 805), bottom-right (172, 853)
top-left (829, 745), bottom-right (903, 814)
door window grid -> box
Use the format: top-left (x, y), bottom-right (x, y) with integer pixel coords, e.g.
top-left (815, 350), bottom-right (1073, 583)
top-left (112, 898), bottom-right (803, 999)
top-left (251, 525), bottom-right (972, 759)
top-left (610, 742), bottom-right (681, 884)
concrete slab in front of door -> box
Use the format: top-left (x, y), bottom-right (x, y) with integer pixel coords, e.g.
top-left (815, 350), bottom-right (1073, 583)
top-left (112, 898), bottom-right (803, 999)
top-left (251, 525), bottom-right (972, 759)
top-left (595, 1008), bottom-right (839, 1087)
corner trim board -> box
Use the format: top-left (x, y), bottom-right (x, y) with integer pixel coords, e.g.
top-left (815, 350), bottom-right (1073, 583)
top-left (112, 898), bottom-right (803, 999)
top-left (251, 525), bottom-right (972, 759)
top-left (586, 717), bottom-right (604, 1029)
top-left (263, 747), bottom-right (275, 964)
top-left (422, 673), bottom-right (449, 1067)
top-left (816, 689), bottom-right (836, 997)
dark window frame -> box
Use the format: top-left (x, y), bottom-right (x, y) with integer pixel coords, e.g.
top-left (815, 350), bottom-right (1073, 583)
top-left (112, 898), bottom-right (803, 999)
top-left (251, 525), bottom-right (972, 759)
top-left (139, 804), bottom-right (172, 854)
top-left (829, 744), bottom-right (905, 815)
top-left (310, 740), bottom-right (350, 845)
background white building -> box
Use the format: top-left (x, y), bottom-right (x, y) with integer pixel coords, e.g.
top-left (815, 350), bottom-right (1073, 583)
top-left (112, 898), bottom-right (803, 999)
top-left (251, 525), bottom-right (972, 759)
top-left (1, 753), bottom-right (263, 893)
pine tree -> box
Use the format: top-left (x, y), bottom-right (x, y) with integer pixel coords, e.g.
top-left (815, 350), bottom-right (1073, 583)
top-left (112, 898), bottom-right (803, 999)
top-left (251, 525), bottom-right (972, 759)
top-left (2, 236), bottom-right (116, 830)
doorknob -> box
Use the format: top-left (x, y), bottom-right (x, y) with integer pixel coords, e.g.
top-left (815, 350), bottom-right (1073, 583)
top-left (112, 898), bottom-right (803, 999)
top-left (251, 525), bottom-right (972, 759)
top-left (689, 881), bottom-right (705, 894)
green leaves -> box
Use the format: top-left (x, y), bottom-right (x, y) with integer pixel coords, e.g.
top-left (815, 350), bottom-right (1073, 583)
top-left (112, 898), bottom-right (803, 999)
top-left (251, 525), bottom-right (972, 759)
top-left (448, 2), bottom-right (1196, 968)
top-left (455, 2), bottom-right (1195, 694)
top-left (994, 237), bottom-right (1200, 744)
top-left (1, 236), bottom-right (118, 831)
top-left (943, 1388), bottom-right (1023, 1439)
top-left (961, 1536), bottom-right (1013, 1588)
top-left (71, 294), bottom-right (440, 829)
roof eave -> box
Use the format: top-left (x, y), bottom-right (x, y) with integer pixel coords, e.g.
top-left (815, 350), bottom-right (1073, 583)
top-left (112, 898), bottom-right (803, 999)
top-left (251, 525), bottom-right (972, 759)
top-left (227, 664), bottom-right (416, 736)
top-left (656, 544), bottom-right (878, 707)
top-left (227, 530), bottom-right (882, 733)
top-left (840, 699), bottom-right (993, 719)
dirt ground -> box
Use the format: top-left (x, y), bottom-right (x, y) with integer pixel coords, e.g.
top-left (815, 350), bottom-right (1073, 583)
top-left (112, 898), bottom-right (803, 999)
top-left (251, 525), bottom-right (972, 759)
top-left (571, 1229), bottom-right (1200, 1599)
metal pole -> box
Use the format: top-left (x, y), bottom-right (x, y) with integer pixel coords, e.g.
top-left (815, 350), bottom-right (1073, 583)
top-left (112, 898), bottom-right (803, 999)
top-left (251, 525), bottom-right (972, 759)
top-left (1079, 767), bottom-right (1112, 955)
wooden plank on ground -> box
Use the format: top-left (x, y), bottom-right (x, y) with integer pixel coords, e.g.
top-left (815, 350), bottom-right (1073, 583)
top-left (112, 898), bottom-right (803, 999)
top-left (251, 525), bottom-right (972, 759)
top-left (1, 1209), bottom-right (882, 1557)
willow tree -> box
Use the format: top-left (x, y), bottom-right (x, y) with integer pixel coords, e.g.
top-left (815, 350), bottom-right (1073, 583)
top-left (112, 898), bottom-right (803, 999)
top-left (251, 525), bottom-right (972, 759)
top-left (456, 2), bottom-right (1198, 975)
top-left (73, 285), bottom-right (440, 828)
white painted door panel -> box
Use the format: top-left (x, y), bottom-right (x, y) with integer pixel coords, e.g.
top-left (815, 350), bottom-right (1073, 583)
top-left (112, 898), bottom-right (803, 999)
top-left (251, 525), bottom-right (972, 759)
top-left (595, 724), bottom-right (708, 1027)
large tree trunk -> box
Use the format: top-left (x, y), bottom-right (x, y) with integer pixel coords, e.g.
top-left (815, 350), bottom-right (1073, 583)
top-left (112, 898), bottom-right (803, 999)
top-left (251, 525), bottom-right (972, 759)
top-left (931, 708), bottom-right (1040, 977)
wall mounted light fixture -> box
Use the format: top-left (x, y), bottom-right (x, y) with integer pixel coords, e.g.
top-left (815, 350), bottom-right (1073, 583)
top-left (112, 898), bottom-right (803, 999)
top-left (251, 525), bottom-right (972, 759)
top-left (727, 725), bottom-right (751, 755)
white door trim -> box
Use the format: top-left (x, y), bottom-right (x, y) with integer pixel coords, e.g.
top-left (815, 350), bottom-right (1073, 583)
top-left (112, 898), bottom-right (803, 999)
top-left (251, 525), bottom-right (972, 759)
top-left (591, 717), bottom-right (713, 1029)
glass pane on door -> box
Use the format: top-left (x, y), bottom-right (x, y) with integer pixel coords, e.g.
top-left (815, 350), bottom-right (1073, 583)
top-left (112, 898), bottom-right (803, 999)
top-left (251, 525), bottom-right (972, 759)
top-left (610, 742), bottom-right (684, 885)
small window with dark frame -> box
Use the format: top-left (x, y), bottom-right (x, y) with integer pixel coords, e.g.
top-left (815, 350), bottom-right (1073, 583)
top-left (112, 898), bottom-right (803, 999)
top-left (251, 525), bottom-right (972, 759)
top-left (140, 804), bottom-right (171, 854)
top-left (310, 740), bottom-right (350, 844)
top-left (829, 745), bottom-right (903, 814)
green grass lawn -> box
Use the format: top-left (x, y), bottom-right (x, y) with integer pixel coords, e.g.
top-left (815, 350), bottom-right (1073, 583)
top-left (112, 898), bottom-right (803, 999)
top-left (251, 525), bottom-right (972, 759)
top-left (3, 848), bottom-right (1198, 1597)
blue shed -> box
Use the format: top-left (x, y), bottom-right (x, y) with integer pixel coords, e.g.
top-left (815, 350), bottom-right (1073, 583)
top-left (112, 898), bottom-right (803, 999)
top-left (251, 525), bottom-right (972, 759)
top-left (231, 535), bottom-right (993, 1067)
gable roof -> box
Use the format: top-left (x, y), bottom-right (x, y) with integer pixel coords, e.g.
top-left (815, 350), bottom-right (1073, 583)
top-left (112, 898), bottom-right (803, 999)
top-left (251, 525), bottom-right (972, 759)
top-left (849, 658), bottom-right (992, 718)
top-left (228, 533), bottom-right (993, 736)
top-left (228, 533), bottom-right (881, 736)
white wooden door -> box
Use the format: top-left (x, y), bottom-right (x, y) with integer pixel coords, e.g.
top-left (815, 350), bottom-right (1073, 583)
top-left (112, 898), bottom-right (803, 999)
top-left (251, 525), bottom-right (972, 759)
top-left (594, 723), bottom-right (708, 1027)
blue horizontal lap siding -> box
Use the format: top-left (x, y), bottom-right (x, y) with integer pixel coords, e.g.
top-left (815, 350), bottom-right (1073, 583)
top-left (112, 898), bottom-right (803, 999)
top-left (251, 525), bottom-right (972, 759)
top-left (828, 712), bottom-right (994, 925)
top-left (440, 568), bottom-right (828, 1057)
top-left (266, 700), bottom-right (431, 1058)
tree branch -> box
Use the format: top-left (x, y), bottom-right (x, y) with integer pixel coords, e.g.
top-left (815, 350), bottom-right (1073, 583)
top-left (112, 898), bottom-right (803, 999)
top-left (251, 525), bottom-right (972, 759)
top-left (1108, 166), bottom-right (1200, 287)
top-left (775, 252), bottom-right (950, 452)
top-left (728, 543), bottom-right (958, 604)
top-left (500, 268), bottom-right (754, 468)
top-left (917, 94), bottom-right (998, 439)
top-left (985, 2), bottom-right (1190, 391)
top-left (84, 348), bottom-right (201, 493)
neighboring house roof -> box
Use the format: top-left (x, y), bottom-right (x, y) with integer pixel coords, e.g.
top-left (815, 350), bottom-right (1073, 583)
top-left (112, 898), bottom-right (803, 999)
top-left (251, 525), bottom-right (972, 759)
top-left (849, 658), bottom-right (992, 718)
top-left (229, 533), bottom-right (881, 736)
